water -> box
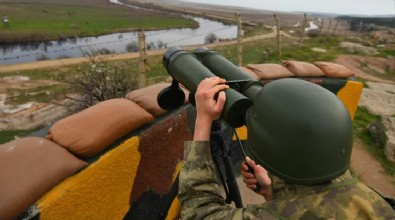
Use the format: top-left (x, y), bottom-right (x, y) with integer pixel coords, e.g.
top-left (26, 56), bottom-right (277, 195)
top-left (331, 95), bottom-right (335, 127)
top-left (0, 1), bottom-right (237, 65)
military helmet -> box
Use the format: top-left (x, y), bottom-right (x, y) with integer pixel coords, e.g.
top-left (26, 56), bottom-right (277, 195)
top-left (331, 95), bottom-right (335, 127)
top-left (246, 78), bottom-right (353, 185)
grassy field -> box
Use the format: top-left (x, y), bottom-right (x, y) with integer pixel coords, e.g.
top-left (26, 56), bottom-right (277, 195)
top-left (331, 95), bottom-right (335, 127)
top-left (0, 0), bottom-right (198, 43)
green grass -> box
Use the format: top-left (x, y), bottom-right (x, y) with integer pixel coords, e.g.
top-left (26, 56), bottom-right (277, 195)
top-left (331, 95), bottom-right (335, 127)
top-left (213, 35), bottom-right (346, 65)
top-left (0, 3), bottom-right (197, 43)
top-left (0, 129), bottom-right (37, 144)
top-left (5, 84), bottom-right (70, 105)
top-left (353, 107), bottom-right (395, 177)
top-left (378, 48), bottom-right (395, 58)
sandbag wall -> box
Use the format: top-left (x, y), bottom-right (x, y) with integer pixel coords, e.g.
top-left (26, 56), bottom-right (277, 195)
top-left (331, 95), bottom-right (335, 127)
top-left (0, 61), bottom-right (363, 220)
top-left (0, 83), bottom-right (191, 220)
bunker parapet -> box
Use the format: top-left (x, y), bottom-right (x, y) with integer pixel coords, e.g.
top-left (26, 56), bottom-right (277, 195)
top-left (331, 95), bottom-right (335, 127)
top-left (0, 59), bottom-right (363, 220)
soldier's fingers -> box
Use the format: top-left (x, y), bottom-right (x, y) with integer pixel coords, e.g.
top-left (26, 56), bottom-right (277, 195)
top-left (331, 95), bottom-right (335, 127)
top-left (208, 76), bottom-right (226, 84)
top-left (243, 177), bottom-right (257, 185)
top-left (214, 91), bottom-right (226, 109)
top-left (245, 156), bottom-right (257, 169)
top-left (208, 84), bottom-right (229, 96)
top-left (241, 170), bottom-right (255, 179)
top-left (241, 162), bottom-right (248, 171)
top-left (247, 184), bottom-right (257, 191)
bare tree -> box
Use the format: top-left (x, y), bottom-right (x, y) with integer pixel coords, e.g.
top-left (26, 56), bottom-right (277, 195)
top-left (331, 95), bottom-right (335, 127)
top-left (71, 53), bottom-right (137, 107)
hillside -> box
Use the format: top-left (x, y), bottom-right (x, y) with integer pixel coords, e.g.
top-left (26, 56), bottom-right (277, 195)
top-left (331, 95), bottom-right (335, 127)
top-left (338, 16), bottom-right (395, 32)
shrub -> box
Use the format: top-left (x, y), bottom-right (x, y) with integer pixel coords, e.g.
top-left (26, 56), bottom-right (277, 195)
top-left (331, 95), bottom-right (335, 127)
top-left (126, 41), bottom-right (139, 52)
top-left (71, 54), bottom-right (137, 107)
top-left (204, 33), bottom-right (218, 44)
top-left (307, 29), bottom-right (320, 38)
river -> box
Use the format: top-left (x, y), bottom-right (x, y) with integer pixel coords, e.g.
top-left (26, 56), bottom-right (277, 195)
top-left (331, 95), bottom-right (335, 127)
top-left (0, 0), bottom-right (237, 65)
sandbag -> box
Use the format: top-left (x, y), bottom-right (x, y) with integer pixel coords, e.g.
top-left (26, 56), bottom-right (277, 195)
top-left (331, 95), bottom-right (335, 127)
top-left (240, 67), bottom-right (259, 79)
top-left (125, 83), bottom-right (189, 117)
top-left (282, 61), bottom-right (325, 77)
top-left (0, 137), bottom-right (87, 220)
top-left (47, 98), bottom-right (154, 158)
top-left (246, 64), bottom-right (295, 79)
top-left (315, 61), bottom-right (355, 78)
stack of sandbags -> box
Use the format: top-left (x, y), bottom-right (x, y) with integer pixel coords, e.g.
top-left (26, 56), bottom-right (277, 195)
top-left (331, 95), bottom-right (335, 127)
top-left (125, 83), bottom-right (189, 117)
top-left (243, 64), bottom-right (295, 79)
top-left (46, 98), bottom-right (154, 158)
top-left (0, 86), bottom-right (189, 219)
top-left (314, 61), bottom-right (355, 78)
top-left (0, 137), bottom-right (87, 220)
top-left (282, 61), bottom-right (325, 77)
top-left (243, 61), bottom-right (354, 80)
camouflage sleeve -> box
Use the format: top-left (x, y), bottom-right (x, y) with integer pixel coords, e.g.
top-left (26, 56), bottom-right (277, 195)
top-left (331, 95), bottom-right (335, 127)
top-left (178, 141), bottom-right (245, 220)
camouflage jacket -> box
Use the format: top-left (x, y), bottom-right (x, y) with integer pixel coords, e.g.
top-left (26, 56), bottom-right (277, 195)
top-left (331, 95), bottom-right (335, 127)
top-left (179, 141), bottom-right (395, 220)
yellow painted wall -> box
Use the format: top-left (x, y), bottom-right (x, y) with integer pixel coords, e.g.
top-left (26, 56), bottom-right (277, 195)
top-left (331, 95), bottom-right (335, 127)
top-left (38, 137), bottom-right (141, 219)
top-left (337, 81), bottom-right (363, 120)
top-left (34, 80), bottom-right (363, 219)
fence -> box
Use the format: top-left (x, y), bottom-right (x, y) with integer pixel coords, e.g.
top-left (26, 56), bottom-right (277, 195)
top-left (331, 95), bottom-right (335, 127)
top-left (0, 13), bottom-right (353, 87)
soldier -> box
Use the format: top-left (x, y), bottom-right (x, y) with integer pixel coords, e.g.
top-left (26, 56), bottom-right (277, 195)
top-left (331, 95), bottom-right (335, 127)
top-left (179, 76), bottom-right (395, 219)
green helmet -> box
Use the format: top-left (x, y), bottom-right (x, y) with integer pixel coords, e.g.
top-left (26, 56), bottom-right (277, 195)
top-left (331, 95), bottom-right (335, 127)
top-left (246, 78), bottom-right (353, 185)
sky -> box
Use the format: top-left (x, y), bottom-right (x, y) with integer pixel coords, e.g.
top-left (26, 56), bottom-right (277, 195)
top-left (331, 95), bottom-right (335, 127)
top-left (183, 0), bottom-right (395, 16)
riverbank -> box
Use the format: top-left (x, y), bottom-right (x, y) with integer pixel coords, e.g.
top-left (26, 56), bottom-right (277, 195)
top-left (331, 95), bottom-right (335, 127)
top-left (0, 32), bottom-right (279, 73)
top-left (0, 0), bottom-right (197, 44)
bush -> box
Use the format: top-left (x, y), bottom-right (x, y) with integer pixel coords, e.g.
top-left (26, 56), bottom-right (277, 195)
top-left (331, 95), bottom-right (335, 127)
top-left (71, 54), bottom-right (137, 107)
top-left (307, 29), bottom-right (320, 38)
top-left (126, 41), bottom-right (139, 52)
top-left (204, 33), bottom-right (218, 44)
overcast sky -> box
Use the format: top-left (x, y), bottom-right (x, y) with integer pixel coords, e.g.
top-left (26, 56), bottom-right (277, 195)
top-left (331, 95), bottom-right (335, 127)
top-left (184, 0), bottom-right (395, 16)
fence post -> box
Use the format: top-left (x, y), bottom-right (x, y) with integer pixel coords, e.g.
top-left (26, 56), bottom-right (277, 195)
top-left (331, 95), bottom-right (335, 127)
top-left (358, 20), bottom-right (364, 33)
top-left (318, 18), bottom-right (324, 36)
top-left (332, 19), bottom-right (339, 35)
top-left (236, 13), bottom-right (243, 67)
top-left (327, 19), bottom-right (332, 34)
top-left (138, 30), bottom-right (147, 88)
top-left (273, 14), bottom-right (282, 59)
top-left (298, 13), bottom-right (307, 47)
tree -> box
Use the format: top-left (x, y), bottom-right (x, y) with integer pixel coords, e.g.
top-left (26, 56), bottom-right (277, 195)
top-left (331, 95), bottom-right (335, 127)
top-left (71, 53), bottom-right (137, 107)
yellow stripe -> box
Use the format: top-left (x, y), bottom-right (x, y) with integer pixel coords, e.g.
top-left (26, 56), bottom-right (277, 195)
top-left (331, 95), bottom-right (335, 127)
top-left (38, 137), bottom-right (141, 219)
top-left (165, 161), bottom-right (183, 220)
top-left (336, 81), bottom-right (363, 120)
top-left (232, 126), bottom-right (248, 141)
top-left (165, 195), bottom-right (181, 220)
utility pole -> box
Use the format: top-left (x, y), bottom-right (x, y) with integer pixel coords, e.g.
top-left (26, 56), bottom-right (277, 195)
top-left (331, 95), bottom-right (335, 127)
top-left (138, 30), bottom-right (147, 88)
top-left (236, 13), bottom-right (243, 67)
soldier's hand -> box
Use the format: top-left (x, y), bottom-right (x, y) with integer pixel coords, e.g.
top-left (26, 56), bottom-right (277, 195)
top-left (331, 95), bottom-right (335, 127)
top-left (193, 77), bottom-right (229, 141)
top-left (241, 157), bottom-right (272, 200)
top-left (195, 77), bottom-right (228, 123)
